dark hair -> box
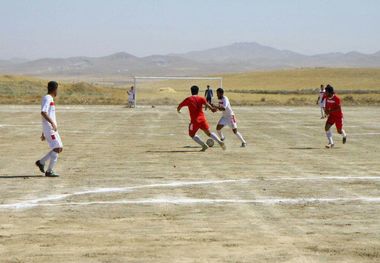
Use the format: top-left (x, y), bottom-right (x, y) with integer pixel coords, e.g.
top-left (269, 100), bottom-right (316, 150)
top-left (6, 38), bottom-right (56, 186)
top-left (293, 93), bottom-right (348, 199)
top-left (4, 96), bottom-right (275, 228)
top-left (47, 81), bottom-right (58, 93)
top-left (207, 85), bottom-right (210, 88)
top-left (325, 84), bottom-right (334, 94)
top-left (216, 88), bottom-right (224, 94)
top-left (191, 85), bottom-right (199, 95)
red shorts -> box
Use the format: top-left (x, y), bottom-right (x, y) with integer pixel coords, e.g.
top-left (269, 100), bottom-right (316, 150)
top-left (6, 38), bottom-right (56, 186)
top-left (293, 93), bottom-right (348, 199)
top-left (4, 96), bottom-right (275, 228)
top-left (327, 116), bottom-right (343, 131)
top-left (189, 120), bottom-right (209, 137)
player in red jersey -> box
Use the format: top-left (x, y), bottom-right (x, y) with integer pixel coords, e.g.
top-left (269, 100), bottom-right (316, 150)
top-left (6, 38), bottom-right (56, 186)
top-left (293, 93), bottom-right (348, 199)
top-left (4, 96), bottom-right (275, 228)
top-left (324, 85), bottom-right (347, 148)
top-left (177, 85), bottom-right (226, 151)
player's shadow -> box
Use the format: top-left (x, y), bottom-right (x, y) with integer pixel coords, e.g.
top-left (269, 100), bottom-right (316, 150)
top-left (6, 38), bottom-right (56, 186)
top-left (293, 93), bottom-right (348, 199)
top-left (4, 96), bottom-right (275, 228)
top-left (288, 147), bottom-right (319, 150)
top-left (146, 145), bottom-right (204, 153)
top-left (0, 175), bottom-right (45, 179)
top-left (146, 150), bottom-right (200, 153)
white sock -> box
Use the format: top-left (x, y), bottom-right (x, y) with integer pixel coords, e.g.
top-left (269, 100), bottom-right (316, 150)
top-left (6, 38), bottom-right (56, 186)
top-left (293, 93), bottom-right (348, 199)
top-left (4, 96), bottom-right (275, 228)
top-left (235, 131), bottom-right (246, 144)
top-left (47, 151), bottom-right (58, 172)
top-left (341, 129), bottom-right (347, 137)
top-left (210, 132), bottom-right (223, 144)
top-left (40, 151), bottom-right (52, 165)
top-left (326, 130), bottom-right (334, 144)
top-left (217, 130), bottom-right (224, 140)
top-left (192, 135), bottom-right (207, 148)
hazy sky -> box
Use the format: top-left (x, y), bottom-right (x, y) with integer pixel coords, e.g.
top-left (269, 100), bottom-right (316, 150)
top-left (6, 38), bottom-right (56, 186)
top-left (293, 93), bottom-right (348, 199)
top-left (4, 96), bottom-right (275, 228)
top-left (1, 0), bottom-right (379, 59)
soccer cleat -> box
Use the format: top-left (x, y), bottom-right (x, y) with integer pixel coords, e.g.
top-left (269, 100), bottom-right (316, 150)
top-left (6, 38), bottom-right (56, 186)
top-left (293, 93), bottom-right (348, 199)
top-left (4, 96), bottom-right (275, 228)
top-left (219, 142), bottom-right (226, 151)
top-left (241, 142), bottom-right (247, 148)
top-left (45, 171), bottom-right (59, 177)
top-left (200, 144), bottom-right (208, 152)
top-left (221, 136), bottom-right (225, 141)
top-left (343, 136), bottom-right (347, 144)
top-left (35, 160), bottom-right (45, 173)
top-left (325, 143), bottom-right (334, 149)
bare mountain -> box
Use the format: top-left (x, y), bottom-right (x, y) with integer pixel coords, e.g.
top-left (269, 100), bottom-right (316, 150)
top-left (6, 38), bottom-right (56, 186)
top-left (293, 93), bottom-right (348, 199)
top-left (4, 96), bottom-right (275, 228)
top-left (0, 42), bottom-right (379, 78)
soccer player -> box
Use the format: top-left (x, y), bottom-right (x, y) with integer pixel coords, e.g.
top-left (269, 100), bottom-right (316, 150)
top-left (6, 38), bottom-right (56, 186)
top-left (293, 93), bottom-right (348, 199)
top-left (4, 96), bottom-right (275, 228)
top-left (324, 85), bottom-right (347, 148)
top-left (35, 81), bottom-right (63, 177)
top-left (177, 85), bottom-right (225, 151)
top-left (316, 84), bottom-right (326, 118)
top-left (213, 88), bottom-right (247, 147)
top-left (204, 85), bottom-right (213, 110)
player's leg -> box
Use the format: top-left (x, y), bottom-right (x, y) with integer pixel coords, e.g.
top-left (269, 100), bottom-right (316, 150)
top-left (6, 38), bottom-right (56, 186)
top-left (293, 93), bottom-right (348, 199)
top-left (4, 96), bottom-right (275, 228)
top-left (35, 150), bottom-right (52, 173)
top-left (325, 121), bottom-right (334, 148)
top-left (216, 117), bottom-right (228, 141)
top-left (216, 124), bottom-right (225, 141)
top-left (229, 115), bottom-right (246, 147)
top-left (189, 123), bottom-right (208, 151)
top-left (202, 121), bottom-right (226, 150)
top-left (44, 131), bottom-right (63, 177)
top-left (320, 106), bottom-right (325, 118)
top-left (232, 128), bottom-right (247, 147)
top-left (46, 147), bottom-right (62, 177)
top-left (335, 118), bottom-right (347, 144)
top-left (203, 129), bottom-right (226, 150)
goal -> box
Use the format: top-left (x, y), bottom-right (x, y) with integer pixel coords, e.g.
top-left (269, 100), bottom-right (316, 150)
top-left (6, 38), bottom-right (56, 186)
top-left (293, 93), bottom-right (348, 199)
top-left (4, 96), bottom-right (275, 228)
top-left (132, 76), bottom-right (223, 107)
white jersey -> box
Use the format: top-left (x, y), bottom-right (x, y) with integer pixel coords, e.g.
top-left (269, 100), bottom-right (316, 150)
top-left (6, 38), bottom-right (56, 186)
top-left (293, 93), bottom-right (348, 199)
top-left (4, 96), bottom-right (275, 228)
top-left (318, 90), bottom-right (325, 106)
top-left (41, 94), bottom-right (57, 132)
top-left (219, 96), bottom-right (234, 118)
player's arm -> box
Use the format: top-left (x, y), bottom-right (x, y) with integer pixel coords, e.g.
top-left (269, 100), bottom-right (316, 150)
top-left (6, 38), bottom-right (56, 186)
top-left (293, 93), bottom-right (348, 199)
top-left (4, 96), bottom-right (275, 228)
top-left (206, 102), bottom-right (217, 112)
top-left (316, 95), bottom-right (320, 105)
top-left (177, 98), bottom-right (188, 113)
top-left (215, 97), bottom-right (228, 111)
top-left (216, 104), bottom-right (225, 111)
top-left (41, 111), bottom-right (57, 131)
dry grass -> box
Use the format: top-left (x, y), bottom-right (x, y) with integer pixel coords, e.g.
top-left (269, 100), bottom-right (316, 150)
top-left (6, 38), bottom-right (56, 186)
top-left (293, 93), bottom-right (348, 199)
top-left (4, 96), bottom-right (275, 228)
top-left (0, 75), bottom-right (128, 105)
top-left (1, 68), bottom-right (380, 105)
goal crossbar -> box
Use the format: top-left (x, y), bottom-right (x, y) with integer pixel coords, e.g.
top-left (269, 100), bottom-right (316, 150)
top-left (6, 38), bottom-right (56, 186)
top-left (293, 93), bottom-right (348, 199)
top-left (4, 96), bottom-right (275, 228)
top-left (132, 76), bottom-right (223, 107)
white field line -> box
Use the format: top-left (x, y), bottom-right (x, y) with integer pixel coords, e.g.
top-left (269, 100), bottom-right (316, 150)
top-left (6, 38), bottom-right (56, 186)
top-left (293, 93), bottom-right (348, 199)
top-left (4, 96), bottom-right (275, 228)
top-left (1, 177), bottom-right (380, 210)
top-left (0, 179), bottom-right (250, 210)
top-left (2, 197), bottom-right (380, 209)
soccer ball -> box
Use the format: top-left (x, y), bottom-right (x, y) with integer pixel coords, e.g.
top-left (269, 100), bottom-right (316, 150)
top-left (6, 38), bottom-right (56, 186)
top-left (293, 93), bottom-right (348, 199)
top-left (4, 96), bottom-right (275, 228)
top-left (206, 138), bottom-right (214, 147)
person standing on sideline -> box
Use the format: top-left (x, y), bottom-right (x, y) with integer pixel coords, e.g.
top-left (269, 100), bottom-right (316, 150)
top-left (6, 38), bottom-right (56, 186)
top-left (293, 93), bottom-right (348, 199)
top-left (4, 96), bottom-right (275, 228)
top-left (127, 86), bottom-right (135, 108)
top-left (316, 84), bottom-right (326, 118)
top-left (204, 85), bottom-right (213, 110)
top-left (35, 81), bottom-right (63, 177)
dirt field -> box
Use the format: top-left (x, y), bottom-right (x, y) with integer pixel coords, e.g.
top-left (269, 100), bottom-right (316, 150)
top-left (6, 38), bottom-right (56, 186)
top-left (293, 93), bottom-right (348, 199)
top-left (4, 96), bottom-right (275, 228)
top-left (0, 105), bottom-right (379, 262)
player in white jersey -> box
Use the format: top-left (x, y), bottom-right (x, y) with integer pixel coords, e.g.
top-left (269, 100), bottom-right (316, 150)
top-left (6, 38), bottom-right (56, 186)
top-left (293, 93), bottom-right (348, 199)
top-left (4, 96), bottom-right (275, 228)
top-left (213, 88), bottom-right (247, 147)
top-left (316, 84), bottom-right (326, 119)
top-left (35, 81), bottom-right (63, 177)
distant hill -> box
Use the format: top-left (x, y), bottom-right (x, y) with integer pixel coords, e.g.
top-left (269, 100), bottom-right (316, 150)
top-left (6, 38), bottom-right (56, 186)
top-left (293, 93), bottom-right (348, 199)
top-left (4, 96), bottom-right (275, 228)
top-left (0, 42), bottom-right (380, 78)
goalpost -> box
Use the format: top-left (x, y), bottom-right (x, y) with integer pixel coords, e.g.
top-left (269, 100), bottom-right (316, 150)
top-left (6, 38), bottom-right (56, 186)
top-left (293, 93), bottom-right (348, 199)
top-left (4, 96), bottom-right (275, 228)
top-left (132, 76), bottom-right (223, 107)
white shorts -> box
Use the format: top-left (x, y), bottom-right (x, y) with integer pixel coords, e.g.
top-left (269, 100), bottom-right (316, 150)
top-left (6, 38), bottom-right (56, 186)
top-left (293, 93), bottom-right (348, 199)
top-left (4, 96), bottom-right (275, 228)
top-left (218, 115), bottom-right (238, 129)
top-left (44, 129), bottom-right (63, 149)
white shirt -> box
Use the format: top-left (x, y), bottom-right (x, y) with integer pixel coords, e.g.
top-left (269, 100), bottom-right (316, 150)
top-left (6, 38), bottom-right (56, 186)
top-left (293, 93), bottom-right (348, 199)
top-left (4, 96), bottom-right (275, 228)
top-left (41, 94), bottom-right (57, 131)
top-left (318, 90), bottom-right (325, 105)
top-left (128, 89), bottom-right (135, 101)
top-left (219, 96), bottom-right (234, 118)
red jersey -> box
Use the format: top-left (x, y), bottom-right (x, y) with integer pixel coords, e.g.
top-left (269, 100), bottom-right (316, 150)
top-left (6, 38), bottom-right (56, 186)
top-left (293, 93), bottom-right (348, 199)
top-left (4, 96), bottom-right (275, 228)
top-left (178, 95), bottom-right (207, 123)
top-left (325, 94), bottom-right (343, 118)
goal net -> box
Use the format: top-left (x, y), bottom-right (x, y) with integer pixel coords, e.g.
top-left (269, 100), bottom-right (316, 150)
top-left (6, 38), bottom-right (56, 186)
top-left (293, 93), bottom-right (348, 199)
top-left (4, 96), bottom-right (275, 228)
top-left (131, 76), bottom-right (223, 107)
